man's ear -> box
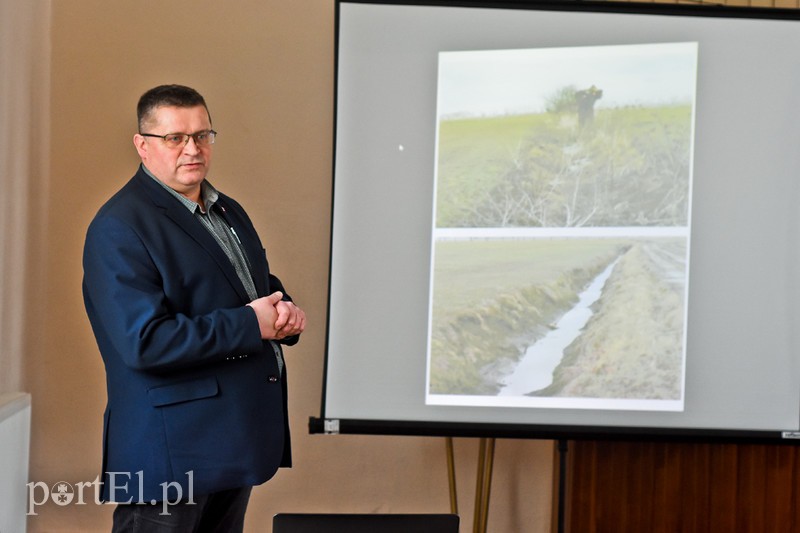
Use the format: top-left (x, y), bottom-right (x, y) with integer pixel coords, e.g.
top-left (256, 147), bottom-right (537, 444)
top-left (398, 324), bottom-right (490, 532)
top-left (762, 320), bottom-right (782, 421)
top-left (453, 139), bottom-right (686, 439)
top-left (133, 133), bottom-right (148, 161)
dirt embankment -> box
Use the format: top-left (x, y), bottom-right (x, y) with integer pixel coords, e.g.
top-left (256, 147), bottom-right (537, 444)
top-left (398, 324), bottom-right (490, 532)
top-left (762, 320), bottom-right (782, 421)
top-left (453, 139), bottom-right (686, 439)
top-left (535, 243), bottom-right (684, 400)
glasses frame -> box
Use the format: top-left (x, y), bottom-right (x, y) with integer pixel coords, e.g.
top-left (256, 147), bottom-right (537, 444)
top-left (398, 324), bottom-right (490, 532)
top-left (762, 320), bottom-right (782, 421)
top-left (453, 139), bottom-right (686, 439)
top-left (139, 129), bottom-right (217, 148)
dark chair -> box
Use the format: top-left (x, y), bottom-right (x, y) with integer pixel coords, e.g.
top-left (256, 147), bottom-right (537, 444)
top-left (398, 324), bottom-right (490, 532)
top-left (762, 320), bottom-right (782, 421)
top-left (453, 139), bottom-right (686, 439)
top-left (272, 513), bottom-right (459, 533)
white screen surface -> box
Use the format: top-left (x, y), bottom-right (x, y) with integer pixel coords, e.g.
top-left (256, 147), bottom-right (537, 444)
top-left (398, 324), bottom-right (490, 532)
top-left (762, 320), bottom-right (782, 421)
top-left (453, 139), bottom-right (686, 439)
top-left (323, 0), bottom-right (800, 437)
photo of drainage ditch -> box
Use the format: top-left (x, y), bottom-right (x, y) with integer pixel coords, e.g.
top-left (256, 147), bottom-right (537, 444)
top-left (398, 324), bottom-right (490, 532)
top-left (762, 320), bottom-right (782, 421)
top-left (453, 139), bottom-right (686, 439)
top-left (427, 236), bottom-right (687, 403)
top-left (426, 43), bottom-right (694, 407)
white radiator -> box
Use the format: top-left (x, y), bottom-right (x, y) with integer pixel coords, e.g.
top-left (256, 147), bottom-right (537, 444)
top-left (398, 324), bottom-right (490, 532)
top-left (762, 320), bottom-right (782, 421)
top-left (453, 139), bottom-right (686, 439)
top-left (0, 393), bottom-right (31, 533)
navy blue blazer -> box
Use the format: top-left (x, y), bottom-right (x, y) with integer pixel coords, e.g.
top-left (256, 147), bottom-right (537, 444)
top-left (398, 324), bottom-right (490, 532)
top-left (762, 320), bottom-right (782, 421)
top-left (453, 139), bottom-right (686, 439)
top-left (82, 166), bottom-right (295, 503)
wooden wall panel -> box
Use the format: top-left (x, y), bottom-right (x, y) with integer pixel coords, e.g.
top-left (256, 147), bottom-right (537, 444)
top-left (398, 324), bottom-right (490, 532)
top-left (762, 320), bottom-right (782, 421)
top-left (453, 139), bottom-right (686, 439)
top-left (566, 441), bottom-right (800, 532)
top-left (631, 0), bottom-right (800, 7)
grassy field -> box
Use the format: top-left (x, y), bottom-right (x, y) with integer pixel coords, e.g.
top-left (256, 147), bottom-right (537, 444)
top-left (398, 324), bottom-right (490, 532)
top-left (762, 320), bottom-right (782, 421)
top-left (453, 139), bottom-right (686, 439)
top-left (435, 105), bottom-right (693, 228)
top-left (435, 113), bottom-right (554, 225)
top-left (428, 237), bottom-right (630, 395)
top-left (431, 238), bottom-right (630, 321)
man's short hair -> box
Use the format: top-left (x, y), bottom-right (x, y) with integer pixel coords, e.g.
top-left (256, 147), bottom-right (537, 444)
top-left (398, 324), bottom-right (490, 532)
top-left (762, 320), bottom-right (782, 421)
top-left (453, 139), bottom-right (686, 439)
top-left (137, 84), bottom-right (211, 132)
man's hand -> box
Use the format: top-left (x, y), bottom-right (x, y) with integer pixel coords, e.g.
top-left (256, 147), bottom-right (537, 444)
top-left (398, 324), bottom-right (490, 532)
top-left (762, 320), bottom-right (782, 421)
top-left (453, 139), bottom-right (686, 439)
top-left (246, 291), bottom-right (306, 340)
top-left (246, 291), bottom-right (284, 339)
top-left (274, 299), bottom-right (306, 339)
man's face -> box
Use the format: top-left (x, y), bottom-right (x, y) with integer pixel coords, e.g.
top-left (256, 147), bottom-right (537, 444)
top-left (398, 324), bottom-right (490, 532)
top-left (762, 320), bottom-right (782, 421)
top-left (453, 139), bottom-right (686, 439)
top-left (133, 105), bottom-right (213, 201)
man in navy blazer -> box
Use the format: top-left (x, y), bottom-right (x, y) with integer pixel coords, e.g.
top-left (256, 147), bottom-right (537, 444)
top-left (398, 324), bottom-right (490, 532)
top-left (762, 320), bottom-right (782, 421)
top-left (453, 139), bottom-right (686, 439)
top-left (82, 84), bottom-right (305, 532)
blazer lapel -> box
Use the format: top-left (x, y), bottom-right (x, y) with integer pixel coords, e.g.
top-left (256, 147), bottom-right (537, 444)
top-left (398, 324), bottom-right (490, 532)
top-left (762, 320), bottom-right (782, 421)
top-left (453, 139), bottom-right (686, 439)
top-left (135, 169), bottom-right (253, 304)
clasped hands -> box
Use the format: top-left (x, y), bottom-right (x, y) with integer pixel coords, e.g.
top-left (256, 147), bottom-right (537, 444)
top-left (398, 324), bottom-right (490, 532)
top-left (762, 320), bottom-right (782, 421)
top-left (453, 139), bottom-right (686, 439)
top-left (247, 291), bottom-right (306, 340)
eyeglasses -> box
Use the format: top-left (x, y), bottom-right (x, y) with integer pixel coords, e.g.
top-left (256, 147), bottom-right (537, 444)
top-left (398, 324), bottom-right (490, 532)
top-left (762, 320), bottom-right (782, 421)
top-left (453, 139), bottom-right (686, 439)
top-left (140, 130), bottom-right (217, 149)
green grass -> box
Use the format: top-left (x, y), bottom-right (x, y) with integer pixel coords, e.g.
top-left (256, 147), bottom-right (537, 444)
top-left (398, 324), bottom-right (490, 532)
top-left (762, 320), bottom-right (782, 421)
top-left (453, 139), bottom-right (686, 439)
top-left (435, 113), bottom-right (556, 224)
top-left (431, 238), bottom-right (629, 320)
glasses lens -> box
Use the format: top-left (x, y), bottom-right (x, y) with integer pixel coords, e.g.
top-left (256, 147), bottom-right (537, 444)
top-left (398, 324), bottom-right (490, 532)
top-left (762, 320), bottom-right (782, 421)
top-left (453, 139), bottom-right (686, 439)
top-left (194, 131), bottom-right (216, 146)
top-left (164, 134), bottom-right (188, 148)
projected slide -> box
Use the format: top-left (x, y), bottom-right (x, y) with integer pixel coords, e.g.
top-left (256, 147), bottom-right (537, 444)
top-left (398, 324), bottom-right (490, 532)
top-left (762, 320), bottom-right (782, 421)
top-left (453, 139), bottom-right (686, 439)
top-left (426, 42), bottom-right (697, 411)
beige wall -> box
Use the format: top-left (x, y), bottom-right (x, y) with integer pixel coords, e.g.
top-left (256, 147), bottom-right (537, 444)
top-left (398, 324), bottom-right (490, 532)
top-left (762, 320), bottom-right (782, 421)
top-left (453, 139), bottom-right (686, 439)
top-left (9, 1), bottom-right (556, 531)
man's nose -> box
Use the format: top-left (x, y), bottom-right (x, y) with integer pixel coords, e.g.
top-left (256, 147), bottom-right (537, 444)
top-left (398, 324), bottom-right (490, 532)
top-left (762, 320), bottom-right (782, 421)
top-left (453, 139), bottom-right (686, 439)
top-left (183, 136), bottom-right (201, 153)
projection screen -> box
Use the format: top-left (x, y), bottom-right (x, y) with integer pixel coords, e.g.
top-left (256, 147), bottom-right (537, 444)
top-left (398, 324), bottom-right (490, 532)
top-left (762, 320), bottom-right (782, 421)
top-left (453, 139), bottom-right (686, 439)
top-left (313, 0), bottom-right (800, 441)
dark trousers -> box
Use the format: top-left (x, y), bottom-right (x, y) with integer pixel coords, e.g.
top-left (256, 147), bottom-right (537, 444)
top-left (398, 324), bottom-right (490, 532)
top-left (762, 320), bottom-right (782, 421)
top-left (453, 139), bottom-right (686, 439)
top-left (111, 486), bottom-right (252, 533)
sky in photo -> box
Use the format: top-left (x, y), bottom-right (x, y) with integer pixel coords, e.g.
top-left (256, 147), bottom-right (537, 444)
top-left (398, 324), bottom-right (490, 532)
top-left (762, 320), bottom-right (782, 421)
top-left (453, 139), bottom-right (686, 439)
top-left (437, 42), bottom-right (698, 118)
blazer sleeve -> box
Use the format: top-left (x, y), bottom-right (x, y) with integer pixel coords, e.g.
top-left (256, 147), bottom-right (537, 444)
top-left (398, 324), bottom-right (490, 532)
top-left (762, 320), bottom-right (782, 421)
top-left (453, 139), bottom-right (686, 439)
top-left (82, 213), bottom-right (265, 372)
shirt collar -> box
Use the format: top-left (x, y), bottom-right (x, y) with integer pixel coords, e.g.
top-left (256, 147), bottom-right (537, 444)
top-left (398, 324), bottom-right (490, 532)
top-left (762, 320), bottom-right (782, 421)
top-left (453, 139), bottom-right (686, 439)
top-left (142, 164), bottom-right (219, 214)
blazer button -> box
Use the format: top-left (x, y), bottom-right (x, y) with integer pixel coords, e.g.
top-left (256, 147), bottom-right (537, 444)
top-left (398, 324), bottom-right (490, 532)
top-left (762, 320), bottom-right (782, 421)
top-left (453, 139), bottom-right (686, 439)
top-left (267, 375), bottom-right (279, 383)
